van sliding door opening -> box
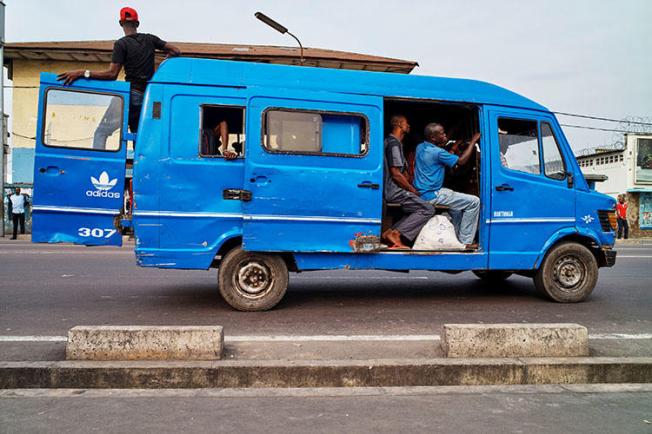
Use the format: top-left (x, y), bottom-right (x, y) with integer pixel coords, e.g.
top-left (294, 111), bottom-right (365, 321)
top-left (382, 99), bottom-right (482, 250)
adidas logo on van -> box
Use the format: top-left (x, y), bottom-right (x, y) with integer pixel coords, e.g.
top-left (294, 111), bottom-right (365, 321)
top-left (86, 171), bottom-right (121, 199)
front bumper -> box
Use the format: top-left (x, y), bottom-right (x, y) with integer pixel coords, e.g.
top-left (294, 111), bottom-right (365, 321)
top-left (602, 247), bottom-right (617, 267)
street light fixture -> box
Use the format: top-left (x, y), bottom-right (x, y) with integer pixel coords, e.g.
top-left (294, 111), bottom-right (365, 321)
top-left (254, 12), bottom-right (304, 66)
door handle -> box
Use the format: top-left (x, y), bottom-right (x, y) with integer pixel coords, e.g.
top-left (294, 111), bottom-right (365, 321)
top-left (495, 183), bottom-right (514, 191)
top-left (39, 166), bottom-right (64, 175)
top-left (249, 175), bottom-right (271, 186)
top-left (358, 182), bottom-right (380, 190)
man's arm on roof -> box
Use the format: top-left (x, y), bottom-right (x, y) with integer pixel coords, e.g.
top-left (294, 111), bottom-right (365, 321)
top-left (57, 38), bottom-right (125, 85)
top-left (56, 63), bottom-right (123, 86)
top-left (150, 34), bottom-right (181, 57)
top-left (163, 42), bottom-right (181, 57)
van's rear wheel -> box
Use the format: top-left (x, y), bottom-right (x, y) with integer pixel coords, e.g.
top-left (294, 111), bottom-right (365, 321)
top-left (534, 242), bottom-right (598, 303)
top-left (218, 247), bottom-right (288, 311)
top-left (472, 270), bottom-right (513, 283)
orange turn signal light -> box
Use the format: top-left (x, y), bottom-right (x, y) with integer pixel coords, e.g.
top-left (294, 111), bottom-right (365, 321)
top-left (607, 211), bottom-right (618, 231)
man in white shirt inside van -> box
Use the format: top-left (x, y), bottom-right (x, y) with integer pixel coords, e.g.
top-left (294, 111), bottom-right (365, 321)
top-left (8, 188), bottom-right (29, 240)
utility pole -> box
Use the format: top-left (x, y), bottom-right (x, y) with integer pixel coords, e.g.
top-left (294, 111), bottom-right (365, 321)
top-left (0, 1), bottom-right (5, 237)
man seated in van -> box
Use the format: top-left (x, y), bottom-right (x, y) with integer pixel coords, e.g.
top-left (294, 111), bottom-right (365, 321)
top-left (383, 115), bottom-right (435, 249)
top-left (414, 123), bottom-right (480, 248)
top-left (201, 119), bottom-right (237, 160)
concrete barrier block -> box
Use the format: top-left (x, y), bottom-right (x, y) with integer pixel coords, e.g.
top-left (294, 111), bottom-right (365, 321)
top-left (66, 326), bottom-right (223, 361)
top-left (442, 323), bottom-right (589, 358)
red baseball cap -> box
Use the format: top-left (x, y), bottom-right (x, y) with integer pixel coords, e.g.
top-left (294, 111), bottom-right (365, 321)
top-left (120, 7), bottom-right (139, 22)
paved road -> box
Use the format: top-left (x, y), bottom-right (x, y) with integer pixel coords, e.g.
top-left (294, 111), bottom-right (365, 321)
top-left (1, 385), bottom-right (651, 434)
top-left (1, 239), bottom-right (650, 338)
top-left (1, 239), bottom-right (651, 432)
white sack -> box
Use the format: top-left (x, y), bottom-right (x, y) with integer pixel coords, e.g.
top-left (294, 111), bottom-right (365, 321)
top-left (412, 215), bottom-right (465, 250)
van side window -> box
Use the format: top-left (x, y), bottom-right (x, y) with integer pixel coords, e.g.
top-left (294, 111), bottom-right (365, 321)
top-left (541, 122), bottom-right (566, 180)
top-left (497, 118), bottom-right (540, 175)
top-left (43, 89), bottom-right (123, 151)
top-left (200, 106), bottom-right (245, 158)
top-left (263, 109), bottom-right (368, 156)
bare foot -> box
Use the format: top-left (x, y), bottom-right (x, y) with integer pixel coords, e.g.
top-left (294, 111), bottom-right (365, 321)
top-left (382, 229), bottom-right (410, 249)
top-left (465, 243), bottom-right (479, 250)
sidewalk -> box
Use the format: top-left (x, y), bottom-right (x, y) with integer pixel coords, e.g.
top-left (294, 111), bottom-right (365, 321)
top-left (615, 238), bottom-right (652, 245)
top-left (1, 339), bottom-right (651, 389)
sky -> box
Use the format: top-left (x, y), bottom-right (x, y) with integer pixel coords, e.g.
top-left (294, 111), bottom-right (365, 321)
top-left (4, 0), bottom-right (652, 151)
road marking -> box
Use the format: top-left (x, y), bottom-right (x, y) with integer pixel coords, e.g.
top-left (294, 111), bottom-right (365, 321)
top-left (590, 333), bottom-right (652, 340)
top-left (2, 333), bottom-right (652, 343)
top-left (617, 255), bottom-right (652, 258)
top-left (292, 276), bottom-right (430, 280)
top-left (0, 336), bottom-right (68, 342)
top-left (2, 384), bottom-right (652, 398)
top-left (225, 334), bottom-right (441, 342)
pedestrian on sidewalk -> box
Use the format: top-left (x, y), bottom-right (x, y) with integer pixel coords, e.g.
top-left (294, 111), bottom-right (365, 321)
top-left (8, 188), bottom-right (29, 240)
top-left (616, 194), bottom-right (629, 239)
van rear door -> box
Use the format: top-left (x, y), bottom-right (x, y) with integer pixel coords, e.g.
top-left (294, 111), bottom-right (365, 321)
top-left (243, 91), bottom-right (383, 252)
top-left (31, 73), bottom-right (131, 246)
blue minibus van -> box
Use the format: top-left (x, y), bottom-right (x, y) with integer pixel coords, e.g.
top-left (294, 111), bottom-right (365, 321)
top-left (31, 58), bottom-right (617, 311)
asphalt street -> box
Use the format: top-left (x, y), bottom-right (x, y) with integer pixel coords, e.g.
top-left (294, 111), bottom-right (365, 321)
top-left (1, 238), bottom-right (651, 433)
top-left (0, 239), bottom-right (651, 338)
top-left (1, 385), bottom-right (651, 434)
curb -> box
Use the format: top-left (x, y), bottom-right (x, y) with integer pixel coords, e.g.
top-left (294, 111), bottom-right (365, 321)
top-left (1, 357), bottom-right (651, 389)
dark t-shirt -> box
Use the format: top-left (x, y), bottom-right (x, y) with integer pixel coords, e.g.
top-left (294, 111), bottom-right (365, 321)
top-left (384, 135), bottom-right (408, 199)
top-left (112, 33), bottom-right (167, 92)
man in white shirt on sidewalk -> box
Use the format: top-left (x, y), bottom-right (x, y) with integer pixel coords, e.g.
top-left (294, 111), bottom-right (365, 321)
top-left (8, 188), bottom-right (29, 240)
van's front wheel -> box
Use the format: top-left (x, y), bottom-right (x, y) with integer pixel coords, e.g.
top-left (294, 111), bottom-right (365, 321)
top-left (534, 242), bottom-right (598, 303)
top-left (218, 247), bottom-right (288, 311)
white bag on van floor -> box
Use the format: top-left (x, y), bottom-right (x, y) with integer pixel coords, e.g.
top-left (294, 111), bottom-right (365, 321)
top-left (413, 215), bottom-right (465, 250)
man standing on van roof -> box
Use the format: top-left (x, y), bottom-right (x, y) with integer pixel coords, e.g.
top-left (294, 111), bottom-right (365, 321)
top-left (414, 123), bottom-right (480, 247)
top-left (57, 7), bottom-right (181, 133)
top-left (383, 115), bottom-right (435, 249)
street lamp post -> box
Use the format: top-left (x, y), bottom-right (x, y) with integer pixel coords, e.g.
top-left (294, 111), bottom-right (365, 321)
top-left (254, 12), bottom-right (304, 66)
top-left (0, 1), bottom-right (5, 237)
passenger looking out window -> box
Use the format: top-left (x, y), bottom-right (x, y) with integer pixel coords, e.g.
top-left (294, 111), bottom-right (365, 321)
top-left (200, 106), bottom-right (245, 159)
top-left (201, 119), bottom-right (236, 159)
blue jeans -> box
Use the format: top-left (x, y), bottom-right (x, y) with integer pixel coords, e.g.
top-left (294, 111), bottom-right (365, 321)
top-left (429, 188), bottom-right (480, 244)
top-left (92, 88), bottom-right (143, 149)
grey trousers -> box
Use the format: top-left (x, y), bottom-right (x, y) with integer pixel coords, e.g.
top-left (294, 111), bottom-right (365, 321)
top-left (387, 190), bottom-right (435, 242)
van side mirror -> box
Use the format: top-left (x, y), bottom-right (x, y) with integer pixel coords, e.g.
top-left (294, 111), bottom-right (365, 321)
top-left (567, 172), bottom-right (574, 188)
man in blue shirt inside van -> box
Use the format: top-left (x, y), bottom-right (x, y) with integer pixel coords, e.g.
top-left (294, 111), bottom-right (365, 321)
top-left (414, 123), bottom-right (480, 247)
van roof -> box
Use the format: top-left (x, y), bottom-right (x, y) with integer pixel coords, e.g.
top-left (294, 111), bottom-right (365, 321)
top-left (152, 58), bottom-right (548, 112)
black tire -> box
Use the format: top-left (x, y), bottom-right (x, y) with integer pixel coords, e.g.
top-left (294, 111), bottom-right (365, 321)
top-left (218, 247), bottom-right (289, 311)
top-left (534, 242), bottom-right (598, 303)
top-left (472, 270), bottom-right (513, 283)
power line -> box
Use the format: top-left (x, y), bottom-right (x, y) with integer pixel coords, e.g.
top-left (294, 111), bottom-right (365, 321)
top-left (553, 112), bottom-right (652, 126)
top-left (559, 123), bottom-right (650, 134)
top-left (11, 132), bottom-right (35, 140)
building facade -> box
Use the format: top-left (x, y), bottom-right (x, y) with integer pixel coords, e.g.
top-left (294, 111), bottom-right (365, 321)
top-left (2, 40), bottom-right (416, 233)
top-left (576, 134), bottom-right (652, 237)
